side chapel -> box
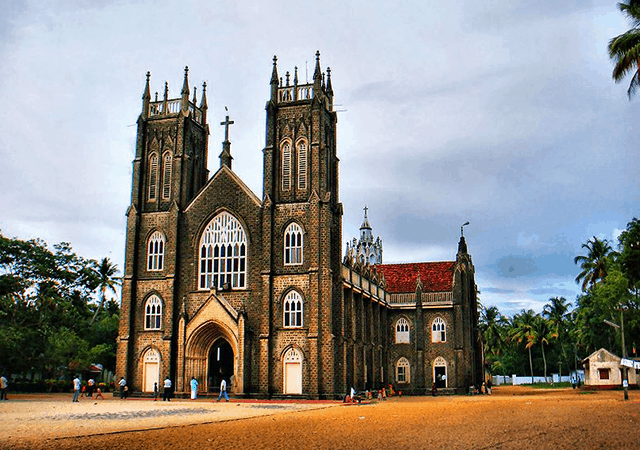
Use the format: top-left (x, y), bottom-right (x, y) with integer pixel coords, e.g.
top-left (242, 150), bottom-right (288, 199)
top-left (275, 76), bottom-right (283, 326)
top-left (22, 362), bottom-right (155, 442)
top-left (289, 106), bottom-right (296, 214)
top-left (116, 52), bottom-right (483, 398)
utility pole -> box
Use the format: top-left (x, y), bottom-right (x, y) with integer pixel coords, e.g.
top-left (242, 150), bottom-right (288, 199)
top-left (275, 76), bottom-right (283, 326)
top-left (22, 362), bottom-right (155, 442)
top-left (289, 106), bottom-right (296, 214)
top-left (620, 309), bottom-right (629, 401)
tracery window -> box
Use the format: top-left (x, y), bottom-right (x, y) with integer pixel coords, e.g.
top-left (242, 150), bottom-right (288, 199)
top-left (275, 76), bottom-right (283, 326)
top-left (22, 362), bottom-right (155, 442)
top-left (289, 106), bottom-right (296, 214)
top-left (147, 231), bottom-right (165, 271)
top-left (144, 295), bottom-right (162, 330)
top-left (284, 291), bottom-right (303, 327)
top-left (162, 152), bottom-right (172, 199)
top-left (282, 141), bottom-right (291, 191)
top-left (148, 153), bottom-right (158, 200)
top-left (297, 141), bottom-right (307, 189)
top-left (199, 212), bottom-right (247, 290)
top-left (284, 223), bottom-right (303, 265)
top-left (432, 317), bottom-right (446, 343)
top-left (395, 318), bottom-right (410, 344)
top-left (396, 357), bottom-right (410, 383)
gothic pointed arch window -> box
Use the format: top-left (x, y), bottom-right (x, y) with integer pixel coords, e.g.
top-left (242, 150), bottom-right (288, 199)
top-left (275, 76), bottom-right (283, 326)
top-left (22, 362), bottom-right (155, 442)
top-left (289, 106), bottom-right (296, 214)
top-left (147, 231), bottom-right (165, 271)
top-left (283, 290), bottom-right (303, 328)
top-left (284, 222), bottom-right (303, 265)
top-left (396, 357), bottom-right (410, 383)
top-left (432, 317), bottom-right (446, 343)
top-left (199, 212), bottom-right (247, 290)
top-left (144, 295), bottom-right (162, 330)
top-left (395, 317), bottom-right (410, 343)
top-left (162, 151), bottom-right (172, 199)
top-left (297, 140), bottom-right (307, 190)
top-left (148, 153), bottom-right (158, 200)
top-left (282, 141), bottom-right (291, 191)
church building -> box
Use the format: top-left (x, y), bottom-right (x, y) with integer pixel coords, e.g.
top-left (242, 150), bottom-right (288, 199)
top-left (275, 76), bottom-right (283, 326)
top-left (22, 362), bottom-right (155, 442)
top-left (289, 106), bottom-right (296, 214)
top-left (116, 52), bottom-right (483, 398)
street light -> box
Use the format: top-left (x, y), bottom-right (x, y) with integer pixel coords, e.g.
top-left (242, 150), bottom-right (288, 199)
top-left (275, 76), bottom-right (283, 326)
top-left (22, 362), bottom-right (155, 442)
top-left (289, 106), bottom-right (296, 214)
top-left (604, 313), bottom-right (628, 401)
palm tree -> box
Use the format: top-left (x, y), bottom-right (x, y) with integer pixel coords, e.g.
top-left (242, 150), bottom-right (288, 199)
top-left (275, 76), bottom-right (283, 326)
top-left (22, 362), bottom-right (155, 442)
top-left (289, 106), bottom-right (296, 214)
top-left (511, 309), bottom-right (537, 383)
top-left (480, 306), bottom-right (507, 375)
top-left (609, 1), bottom-right (640, 99)
top-left (531, 315), bottom-right (553, 382)
top-left (543, 297), bottom-right (572, 377)
top-left (90, 257), bottom-right (120, 325)
top-left (574, 237), bottom-right (614, 292)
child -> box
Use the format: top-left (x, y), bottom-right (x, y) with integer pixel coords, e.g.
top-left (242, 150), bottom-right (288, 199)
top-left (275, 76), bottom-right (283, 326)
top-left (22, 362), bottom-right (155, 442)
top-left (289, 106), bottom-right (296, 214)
top-left (95, 387), bottom-right (104, 400)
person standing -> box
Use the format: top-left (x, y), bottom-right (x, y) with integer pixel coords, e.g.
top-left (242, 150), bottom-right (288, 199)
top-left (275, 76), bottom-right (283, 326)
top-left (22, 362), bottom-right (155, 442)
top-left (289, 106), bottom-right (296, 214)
top-left (1, 374), bottom-right (8, 400)
top-left (190, 376), bottom-right (198, 400)
top-left (153, 382), bottom-right (159, 401)
top-left (118, 377), bottom-right (127, 399)
top-left (217, 378), bottom-right (229, 402)
top-left (163, 377), bottom-right (172, 401)
top-left (72, 375), bottom-right (81, 402)
top-left (87, 378), bottom-right (95, 398)
top-left (486, 378), bottom-right (492, 395)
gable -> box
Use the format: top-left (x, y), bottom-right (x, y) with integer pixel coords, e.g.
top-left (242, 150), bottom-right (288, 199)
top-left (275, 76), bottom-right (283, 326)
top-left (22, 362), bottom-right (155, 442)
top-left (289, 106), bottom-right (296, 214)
top-left (377, 262), bottom-right (455, 294)
top-left (185, 165), bottom-right (261, 213)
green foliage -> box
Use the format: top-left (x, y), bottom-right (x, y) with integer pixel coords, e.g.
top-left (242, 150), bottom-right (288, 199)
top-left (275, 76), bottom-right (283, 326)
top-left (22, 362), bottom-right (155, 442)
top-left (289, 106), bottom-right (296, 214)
top-left (609, 1), bottom-right (640, 98)
top-left (0, 232), bottom-right (120, 380)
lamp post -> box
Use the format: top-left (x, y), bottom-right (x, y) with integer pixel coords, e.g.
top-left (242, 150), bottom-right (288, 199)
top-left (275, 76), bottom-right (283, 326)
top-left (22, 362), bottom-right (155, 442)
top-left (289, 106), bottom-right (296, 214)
top-left (604, 312), bottom-right (628, 401)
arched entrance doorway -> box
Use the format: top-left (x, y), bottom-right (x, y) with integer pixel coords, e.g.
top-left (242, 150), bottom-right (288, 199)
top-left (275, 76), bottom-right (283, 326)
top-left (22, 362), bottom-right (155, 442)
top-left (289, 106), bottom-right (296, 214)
top-left (208, 338), bottom-right (234, 393)
top-left (434, 356), bottom-right (447, 389)
top-left (283, 347), bottom-right (303, 394)
top-left (143, 348), bottom-right (160, 393)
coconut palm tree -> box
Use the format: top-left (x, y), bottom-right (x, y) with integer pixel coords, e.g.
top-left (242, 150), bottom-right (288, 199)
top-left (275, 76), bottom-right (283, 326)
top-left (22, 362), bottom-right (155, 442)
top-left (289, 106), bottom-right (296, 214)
top-left (90, 257), bottom-right (120, 325)
top-left (609, 1), bottom-right (640, 99)
top-left (574, 237), bottom-right (614, 292)
top-left (543, 297), bottom-right (572, 376)
top-left (510, 309), bottom-right (537, 383)
top-left (531, 315), bottom-right (553, 382)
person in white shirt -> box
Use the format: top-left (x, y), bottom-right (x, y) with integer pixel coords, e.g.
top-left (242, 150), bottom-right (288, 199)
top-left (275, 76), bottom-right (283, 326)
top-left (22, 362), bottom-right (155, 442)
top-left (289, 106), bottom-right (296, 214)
top-left (190, 376), bottom-right (198, 400)
top-left (217, 378), bottom-right (229, 402)
top-left (163, 377), bottom-right (172, 401)
top-left (72, 376), bottom-right (81, 402)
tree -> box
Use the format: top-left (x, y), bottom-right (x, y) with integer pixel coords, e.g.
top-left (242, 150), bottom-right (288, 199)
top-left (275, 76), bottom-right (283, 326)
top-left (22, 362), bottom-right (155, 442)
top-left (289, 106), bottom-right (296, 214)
top-left (531, 315), bottom-right (552, 382)
top-left (543, 297), bottom-right (572, 376)
top-left (608, 1), bottom-right (640, 99)
top-left (89, 257), bottom-right (120, 325)
top-left (480, 305), bottom-right (507, 374)
top-left (511, 309), bottom-right (538, 383)
top-left (618, 217), bottom-right (640, 292)
top-left (574, 237), bottom-right (614, 292)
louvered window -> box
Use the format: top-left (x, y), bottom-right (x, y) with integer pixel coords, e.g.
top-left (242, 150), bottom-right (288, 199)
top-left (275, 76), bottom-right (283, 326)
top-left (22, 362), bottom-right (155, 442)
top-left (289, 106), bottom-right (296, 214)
top-left (149, 154), bottom-right (158, 200)
top-left (282, 142), bottom-right (291, 191)
top-left (162, 153), bottom-right (172, 199)
top-left (297, 141), bottom-right (307, 189)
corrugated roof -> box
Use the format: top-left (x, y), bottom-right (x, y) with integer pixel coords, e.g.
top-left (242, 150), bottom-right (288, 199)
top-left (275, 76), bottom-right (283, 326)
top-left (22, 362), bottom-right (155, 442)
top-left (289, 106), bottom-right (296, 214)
top-left (377, 261), bottom-right (455, 294)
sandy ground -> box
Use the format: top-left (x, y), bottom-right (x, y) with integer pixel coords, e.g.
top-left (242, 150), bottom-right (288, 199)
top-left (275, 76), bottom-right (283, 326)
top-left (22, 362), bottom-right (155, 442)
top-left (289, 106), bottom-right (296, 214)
top-left (1, 386), bottom-right (639, 449)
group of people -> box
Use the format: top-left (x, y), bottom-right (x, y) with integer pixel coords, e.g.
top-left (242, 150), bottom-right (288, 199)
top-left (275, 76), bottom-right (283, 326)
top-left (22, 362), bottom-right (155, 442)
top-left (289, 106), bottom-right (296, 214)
top-left (71, 376), bottom-right (105, 402)
top-left (119, 376), bottom-right (230, 402)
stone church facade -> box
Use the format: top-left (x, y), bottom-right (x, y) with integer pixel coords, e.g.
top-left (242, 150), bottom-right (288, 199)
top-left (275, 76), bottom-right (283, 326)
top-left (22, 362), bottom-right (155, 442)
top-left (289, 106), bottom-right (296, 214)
top-left (116, 53), bottom-right (483, 398)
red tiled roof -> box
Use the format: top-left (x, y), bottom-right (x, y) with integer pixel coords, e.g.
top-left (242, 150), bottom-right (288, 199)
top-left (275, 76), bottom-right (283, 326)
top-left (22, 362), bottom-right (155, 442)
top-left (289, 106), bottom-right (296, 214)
top-left (376, 262), bottom-right (455, 294)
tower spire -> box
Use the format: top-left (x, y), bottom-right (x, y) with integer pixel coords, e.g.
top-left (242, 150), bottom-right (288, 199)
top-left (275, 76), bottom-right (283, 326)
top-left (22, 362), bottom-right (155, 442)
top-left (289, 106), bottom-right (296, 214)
top-left (270, 55), bottom-right (279, 100)
top-left (200, 81), bottom-right (208, 123)
top-left (181, 66), bottom-right (190, 113)
top-left (142, 71), bottom-right (151, 119)
top-left (313, 50), bottom-right (321, 82)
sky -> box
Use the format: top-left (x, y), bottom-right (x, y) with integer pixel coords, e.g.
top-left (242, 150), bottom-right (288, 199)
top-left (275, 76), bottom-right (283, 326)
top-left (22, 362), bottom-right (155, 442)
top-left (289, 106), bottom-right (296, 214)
top-left (1, 0), bottom-right (638, 316)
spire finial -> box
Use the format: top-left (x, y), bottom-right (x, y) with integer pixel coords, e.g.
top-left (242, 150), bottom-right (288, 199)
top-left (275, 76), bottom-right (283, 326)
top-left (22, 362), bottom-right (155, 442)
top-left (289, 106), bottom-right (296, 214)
top-left (313, 50), bottom-right (321, 82)
top-left (294, 66), bottom-right (298, 85)
top-left (143, 72), bottom-right (151, 99)
top-left (192, 86), bottom-right (197, 104)
top-left (270, 55), bottom-right (279, 85)
top-left (181, 65), bottom-right (190, 95)
top-left (164, 81), bottom-right (169, 100)
top-left (326, 67), bottom-right (333, 94)
top-left (461, 221), bottom-right (470, 237)
top-left (286, 71), bottom-right (290, 86)
top-left (201, 81), bottom-right (208, 107)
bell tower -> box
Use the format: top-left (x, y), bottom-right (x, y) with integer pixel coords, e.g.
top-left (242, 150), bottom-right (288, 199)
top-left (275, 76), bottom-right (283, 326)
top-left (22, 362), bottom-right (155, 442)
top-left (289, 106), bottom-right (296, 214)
top-left (118, 67), bottom-right (210, 388)
top-left (260, 52), bottom-right (343, 398)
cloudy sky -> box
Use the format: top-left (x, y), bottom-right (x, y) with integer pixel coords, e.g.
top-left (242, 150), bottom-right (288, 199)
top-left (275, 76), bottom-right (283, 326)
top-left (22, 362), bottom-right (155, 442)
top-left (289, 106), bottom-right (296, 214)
top-left (1, 0), bottom-right (638, 316)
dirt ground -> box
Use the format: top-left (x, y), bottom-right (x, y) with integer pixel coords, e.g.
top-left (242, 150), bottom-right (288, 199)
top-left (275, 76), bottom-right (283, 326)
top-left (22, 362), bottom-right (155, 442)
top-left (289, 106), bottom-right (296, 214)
top-left (1, 386), bottom-right (639, 449)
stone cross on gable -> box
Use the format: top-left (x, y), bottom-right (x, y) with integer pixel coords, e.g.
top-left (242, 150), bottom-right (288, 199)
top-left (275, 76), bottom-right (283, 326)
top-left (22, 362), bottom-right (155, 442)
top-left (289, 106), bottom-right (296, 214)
top-left (221, 114), bottom-right (234, 142)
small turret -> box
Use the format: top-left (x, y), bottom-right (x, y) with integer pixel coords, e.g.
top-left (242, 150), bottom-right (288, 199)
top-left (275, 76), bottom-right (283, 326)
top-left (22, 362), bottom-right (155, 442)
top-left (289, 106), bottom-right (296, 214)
top-left (326, 67), bottom-right (333, 108)
top-left (181, 66), bottom-right (190, 113)
top-left (313, 50), bottom-right (322, 91)
top-left (142, 71), bottom-right (151, 119)
top-left (200, 81), bottom-right (208, 123)
top-left (270, 55), bottom-right (279, 101)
